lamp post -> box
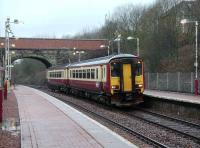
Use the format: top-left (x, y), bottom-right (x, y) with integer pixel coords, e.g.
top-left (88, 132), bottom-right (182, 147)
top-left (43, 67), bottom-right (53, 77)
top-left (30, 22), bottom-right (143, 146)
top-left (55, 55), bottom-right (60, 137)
top-left (100, 44), bottom-right (110, 56)
top-left (181, 19), bottom-right (199, 95)
top-left (114, 34), bottom-right (121, 54)
top-left (127, 36), bottom-right (140, 57)
top-left (0, 43), bottom-right (4, 66)
top-left (73, 50), bottom-right (85, 62)
top-left (4, 18), bottom-right (19, 93)
top-left (5, 18), bottom-right (19, 82)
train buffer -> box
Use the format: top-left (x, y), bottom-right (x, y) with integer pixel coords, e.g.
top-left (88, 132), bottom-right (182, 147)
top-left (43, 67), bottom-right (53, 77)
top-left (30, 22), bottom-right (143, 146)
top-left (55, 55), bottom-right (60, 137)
top-left (14, 85), bottom-right (137, 148)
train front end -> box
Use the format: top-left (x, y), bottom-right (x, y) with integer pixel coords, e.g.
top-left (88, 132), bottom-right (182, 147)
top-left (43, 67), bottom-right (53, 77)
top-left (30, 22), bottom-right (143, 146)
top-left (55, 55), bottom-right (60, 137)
top-left (109, 57), bottom-right (144, 106)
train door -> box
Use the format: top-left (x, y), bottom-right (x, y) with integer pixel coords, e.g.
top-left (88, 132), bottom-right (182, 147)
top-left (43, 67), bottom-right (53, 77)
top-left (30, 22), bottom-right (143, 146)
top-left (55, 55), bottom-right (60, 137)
top-left (122, 64), bottom-right (132, 92)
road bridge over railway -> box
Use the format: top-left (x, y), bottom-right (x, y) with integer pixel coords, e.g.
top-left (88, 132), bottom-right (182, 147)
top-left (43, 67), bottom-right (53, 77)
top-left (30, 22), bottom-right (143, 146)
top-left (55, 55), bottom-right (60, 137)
top-left (0, 37), bottom-right (108, 67)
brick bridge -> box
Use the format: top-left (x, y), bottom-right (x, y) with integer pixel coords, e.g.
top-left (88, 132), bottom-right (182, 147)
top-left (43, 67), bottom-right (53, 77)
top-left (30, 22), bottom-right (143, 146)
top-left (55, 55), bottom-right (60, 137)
top-left (0, 37), bottom-right (108, 67)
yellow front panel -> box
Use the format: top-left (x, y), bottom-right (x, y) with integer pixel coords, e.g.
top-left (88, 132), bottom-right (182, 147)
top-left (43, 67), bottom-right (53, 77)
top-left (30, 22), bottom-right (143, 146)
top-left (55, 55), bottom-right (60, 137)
top-left (123, 64), bottom-right (132, 92)
top-left (110, 77), bottom-right (120, 94)
top-left (135, 75), bottom-right (143, 84)
top-left (135, 75), bottom-right (144, 92)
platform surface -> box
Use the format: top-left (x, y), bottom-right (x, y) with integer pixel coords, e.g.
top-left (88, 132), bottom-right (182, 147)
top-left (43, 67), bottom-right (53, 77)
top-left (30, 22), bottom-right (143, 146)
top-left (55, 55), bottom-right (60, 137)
top-left (14, 85), bottom-right (137, 148)
top-left (144, 90), bottom-right (200, 105)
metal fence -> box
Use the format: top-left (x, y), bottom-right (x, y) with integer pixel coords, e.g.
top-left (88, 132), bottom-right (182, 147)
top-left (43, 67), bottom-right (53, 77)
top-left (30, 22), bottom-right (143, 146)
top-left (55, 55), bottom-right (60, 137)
top-left (145, 72), bottom-right (200, 93)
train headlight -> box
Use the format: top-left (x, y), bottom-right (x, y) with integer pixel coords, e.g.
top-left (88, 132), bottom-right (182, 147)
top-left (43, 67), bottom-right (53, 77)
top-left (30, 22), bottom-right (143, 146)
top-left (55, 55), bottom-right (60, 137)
top-left (138, 84), bottom-right (143, 88)
top-left (111, 85), bottom-right (119, 90)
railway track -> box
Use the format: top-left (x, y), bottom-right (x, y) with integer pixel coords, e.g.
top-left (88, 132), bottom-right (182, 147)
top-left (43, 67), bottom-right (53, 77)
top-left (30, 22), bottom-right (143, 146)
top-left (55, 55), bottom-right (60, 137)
top-left (124, 108), bottom-right (200, 143)
top-left (57, 96), bottom-right (168, 148)
top-left (137, 108), bottom-right (200, 128)
top-left (34, 86), bottom-right (200, 147)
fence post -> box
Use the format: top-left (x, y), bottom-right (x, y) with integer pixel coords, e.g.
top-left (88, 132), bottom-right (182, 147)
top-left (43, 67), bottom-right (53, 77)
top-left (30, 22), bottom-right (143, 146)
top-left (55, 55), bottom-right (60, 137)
top-left (191, 72), bottom-right (193, 93)
top-left (177, 72), bottom-right (180, 92)
top-left (167, 72), bottom-right (169, 90)
top-left (156, 73), bottom-right (159, 90)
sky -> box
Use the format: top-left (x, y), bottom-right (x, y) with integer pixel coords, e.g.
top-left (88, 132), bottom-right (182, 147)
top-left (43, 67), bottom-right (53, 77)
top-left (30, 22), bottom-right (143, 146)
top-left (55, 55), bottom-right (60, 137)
top-left (0, 0), bottom-right (155, 38)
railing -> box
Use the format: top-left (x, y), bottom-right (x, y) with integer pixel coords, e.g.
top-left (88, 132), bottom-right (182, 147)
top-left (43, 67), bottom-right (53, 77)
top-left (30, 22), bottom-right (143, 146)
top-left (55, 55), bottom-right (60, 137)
top-left (145, 72), bottom-right (200, 94)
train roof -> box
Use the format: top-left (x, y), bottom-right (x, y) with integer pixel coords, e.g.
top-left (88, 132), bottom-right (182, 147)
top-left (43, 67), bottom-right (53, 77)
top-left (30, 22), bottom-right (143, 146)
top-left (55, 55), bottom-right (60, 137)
top-left (48, 64), bottom-right (69, 70)
top-left (47, 54), bottom-right (138, 70)
top-left (69, 54), bottom-right (138, 68)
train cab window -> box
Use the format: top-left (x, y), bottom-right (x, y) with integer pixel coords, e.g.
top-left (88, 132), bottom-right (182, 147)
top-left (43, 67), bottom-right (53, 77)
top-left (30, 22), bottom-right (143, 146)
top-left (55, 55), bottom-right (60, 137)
top-left (135, 61), bottom-right (142, 76)
top-left (111, 62), bottom-right (120, 77)
top-left (96, 68), bottom-right (98, 79)
top-left (91, 69), bottom-right (95, 79)
top-left (83, 70), bottom-right (86, 78)
top-left (87, 69), bottom-right (90, 79)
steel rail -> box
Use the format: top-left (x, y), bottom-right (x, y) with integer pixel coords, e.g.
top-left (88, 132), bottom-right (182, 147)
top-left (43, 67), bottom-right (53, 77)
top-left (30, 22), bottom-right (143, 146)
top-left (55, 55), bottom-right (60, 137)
top-left (124, 110), bottom-right (200, 143)
top-left (136, 108), bottom-right (200, 128)
top-left (61, 99), bottom-right (168, 148)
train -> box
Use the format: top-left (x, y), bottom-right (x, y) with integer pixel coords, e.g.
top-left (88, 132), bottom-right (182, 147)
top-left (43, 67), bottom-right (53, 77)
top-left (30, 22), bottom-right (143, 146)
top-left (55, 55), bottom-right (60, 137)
top-left (46, 54), bottom-right (144, 107)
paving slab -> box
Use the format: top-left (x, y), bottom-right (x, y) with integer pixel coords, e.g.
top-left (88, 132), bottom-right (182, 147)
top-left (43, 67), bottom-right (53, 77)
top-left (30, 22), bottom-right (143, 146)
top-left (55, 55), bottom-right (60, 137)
top-left (14, 85), bottom-right (137, 148)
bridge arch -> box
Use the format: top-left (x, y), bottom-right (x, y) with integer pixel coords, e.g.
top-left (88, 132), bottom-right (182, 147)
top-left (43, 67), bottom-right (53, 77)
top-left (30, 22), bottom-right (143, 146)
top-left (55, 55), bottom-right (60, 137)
top-left (12, 56), bottom-right (52, 68)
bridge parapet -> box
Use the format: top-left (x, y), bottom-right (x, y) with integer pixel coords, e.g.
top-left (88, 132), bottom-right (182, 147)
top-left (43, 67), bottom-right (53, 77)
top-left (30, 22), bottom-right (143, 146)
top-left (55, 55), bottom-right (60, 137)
top-left (0, 37), bottom-right (108, 67)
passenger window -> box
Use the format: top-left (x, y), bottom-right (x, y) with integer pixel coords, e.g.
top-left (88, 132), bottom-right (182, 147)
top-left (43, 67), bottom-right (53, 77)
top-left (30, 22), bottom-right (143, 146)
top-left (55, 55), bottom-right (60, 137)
top-left (83, 70), bottom-right (86, 78)
top-left (55, 72), bottom-right (57, 78)
top-left (96, 68), bottom-right (98, 79)
top-left (91, 69), bottom-right (95, 79)
top-left (111, 62), bottom-right (120, 77)
top-left (73, 70), bottom-right (75, 78)
top-left (87, 69), bottom-right (90, 79)
top-left (76, 70), bottom-right (78, 78)
top-left (79, 70), bottom-right (82, 78)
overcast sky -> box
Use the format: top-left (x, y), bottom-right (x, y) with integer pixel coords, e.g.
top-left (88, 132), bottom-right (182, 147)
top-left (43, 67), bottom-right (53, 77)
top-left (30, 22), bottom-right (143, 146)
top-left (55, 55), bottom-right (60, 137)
top-left (0, 0), bottom-right (155, 38)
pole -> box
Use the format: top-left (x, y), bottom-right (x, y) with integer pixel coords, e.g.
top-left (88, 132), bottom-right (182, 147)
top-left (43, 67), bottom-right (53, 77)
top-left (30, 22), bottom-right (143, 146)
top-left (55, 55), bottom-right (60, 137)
top-left (8, 34), bottom-right (10, 82)
top-left (108, 46), bottom-right (110, 56)
top-left (117, 38), bottom-right (120, 54)
top-left (194, 21), bottom-right (198, 95)
top-left (5, 21), bottom-right (7, 80)
top-left (0, 88), bottom-right (3, 122)
top-left (137, 38), bottom-right (140, 57)
top-left (78, 52), bottom-right (80, 62)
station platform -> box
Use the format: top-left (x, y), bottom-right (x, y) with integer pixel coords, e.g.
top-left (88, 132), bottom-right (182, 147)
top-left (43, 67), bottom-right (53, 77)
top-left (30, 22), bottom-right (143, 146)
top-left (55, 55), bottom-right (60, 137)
top-left (144, 90), bottom-right (200, 105)
top-left (14, 85), bottom-right (137, 148)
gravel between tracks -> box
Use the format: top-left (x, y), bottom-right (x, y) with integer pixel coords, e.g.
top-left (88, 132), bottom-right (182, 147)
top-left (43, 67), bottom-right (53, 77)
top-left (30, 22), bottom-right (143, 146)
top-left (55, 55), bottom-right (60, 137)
top-left (47, 90), bottom-right (200, 148)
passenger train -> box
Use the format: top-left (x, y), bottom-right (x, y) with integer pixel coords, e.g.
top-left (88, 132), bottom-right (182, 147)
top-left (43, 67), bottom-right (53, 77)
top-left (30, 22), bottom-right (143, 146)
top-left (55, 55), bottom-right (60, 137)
top-left (46, 54), bottom-right (144, 107)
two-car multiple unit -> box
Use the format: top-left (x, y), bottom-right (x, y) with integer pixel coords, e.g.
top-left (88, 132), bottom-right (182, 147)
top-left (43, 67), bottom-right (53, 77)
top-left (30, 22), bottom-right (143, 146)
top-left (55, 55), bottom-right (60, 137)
top-left (47, 54), bottom-right (144, 107)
